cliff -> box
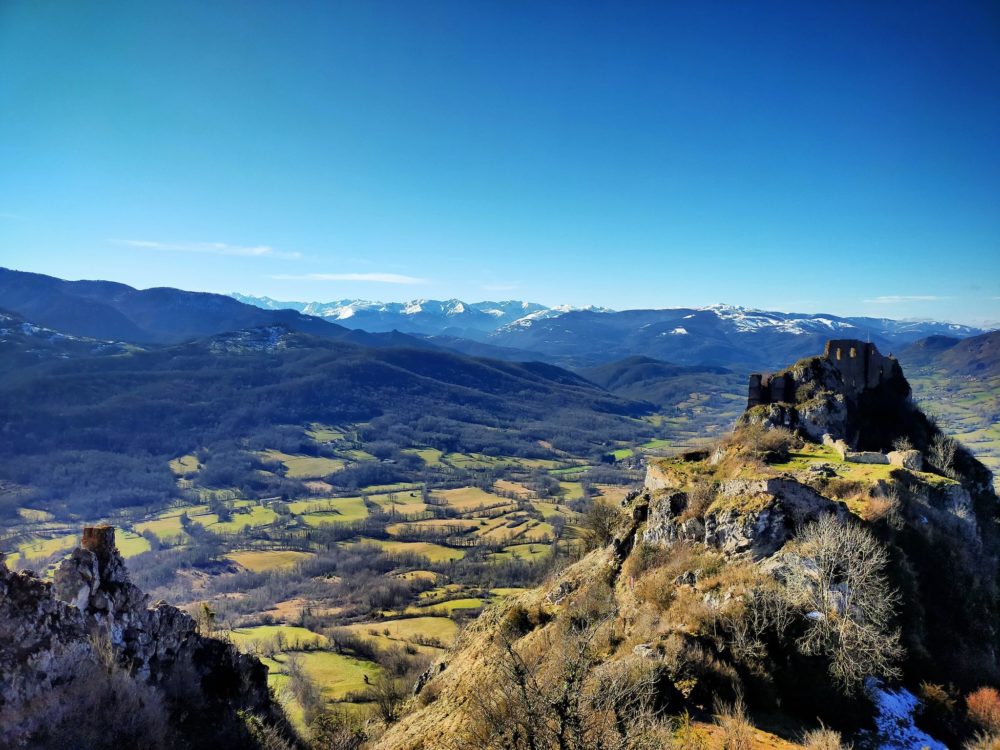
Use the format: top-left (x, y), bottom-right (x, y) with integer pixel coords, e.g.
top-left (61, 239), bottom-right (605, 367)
top-left (372, 340), bottom-right (1000, 750)
top-left (0, 525), bottom-right (292, 750)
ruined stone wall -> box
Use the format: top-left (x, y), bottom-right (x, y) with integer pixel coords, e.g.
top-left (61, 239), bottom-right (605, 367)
top-left (822, 339), bottom-right (903, 396)
top-left (746, 371), bottom-right (795, 407)
top-left (747, 339), bottom-right (904, 409)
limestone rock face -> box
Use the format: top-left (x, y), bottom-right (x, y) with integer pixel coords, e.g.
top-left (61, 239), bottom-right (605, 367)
top-left (643, 476), bottom-right (849, 559)
top-left (0, 526), bottom-right (275, 748)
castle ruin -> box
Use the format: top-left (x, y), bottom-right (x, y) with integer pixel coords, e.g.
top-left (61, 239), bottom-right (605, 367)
top-left (747, 338), bottom-right (903, 408)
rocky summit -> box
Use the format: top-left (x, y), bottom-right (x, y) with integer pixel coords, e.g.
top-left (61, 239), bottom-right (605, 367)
top-left (0, 526), bottom-right (290, 750)
top-left (373, 340), bottom-right (999, 750)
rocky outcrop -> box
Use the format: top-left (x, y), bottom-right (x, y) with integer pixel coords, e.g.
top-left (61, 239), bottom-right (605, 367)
top-left (0, 526), bottom-right (282, 749)
top-left (643, 476), bottom-right (849, 558)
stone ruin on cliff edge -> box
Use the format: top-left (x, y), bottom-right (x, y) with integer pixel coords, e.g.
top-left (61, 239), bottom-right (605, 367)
top-left (748, 339), bottom-right (904, 409)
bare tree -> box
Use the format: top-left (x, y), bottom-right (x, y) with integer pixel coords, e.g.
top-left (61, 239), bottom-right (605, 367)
top-left (368, 672), bottom-right (406, 724)
top-left (784, 516), bottom-right (903, 690)
top-left (929, 433), bottom-right (958, 478)
top-left (454, 585), bottom-right (662, 750)
top-left (721, 580), bottom-right (794, 673)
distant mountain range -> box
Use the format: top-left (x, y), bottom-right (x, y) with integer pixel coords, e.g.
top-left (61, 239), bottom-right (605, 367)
top-left (234, 293), bottom-right (985, 370)
top-left (0, 269), bottom-right (987, 372)
top-left (230, 293), bottom-right (611, 339)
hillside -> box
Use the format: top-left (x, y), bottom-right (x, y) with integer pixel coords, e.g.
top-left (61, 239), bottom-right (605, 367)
top-left (0, 267), bottom-right (410, 346)
top-left (0, 308), bottom-right (138, 374)
top-left (374, 339), bottom-right (1000, 750)
top-left (901, 330), bottom-right (1000, 485)
top-left (0, 323), bottom-right (653, 518)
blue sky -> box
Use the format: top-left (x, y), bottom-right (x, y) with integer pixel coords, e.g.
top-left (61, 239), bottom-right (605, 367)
top-left (1, 1), bottom-right (998, 325)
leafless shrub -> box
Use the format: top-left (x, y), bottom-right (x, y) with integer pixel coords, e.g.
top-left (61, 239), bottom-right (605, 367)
top-left (241, 711), bottom-right (296, 750)
top-left (968, 687), bottom-right (1000, 733)
top-left (669, 711), bottom-right (710, 750)
top-left (729, 424), bottom-right (798, 462)
top-left (680, 480), bottom-right (715, 521)
top-left (784, 516), bottom-right (903, 691)
top-left (965, 732), bottom-right (1000, 750)
top-left (285, 654), bottom-right (325, 725)
top-left (929, 433), bottom-right (958, 478)
top-left (454, 584), bottom-right (664, 749)
top-left (22, 630), bottom-right (175, 750)
top-left (368, 672), bottom-right (407, 725)
top-left (721, 580), bottom-right (794, 672)
top-left (892, 435), bottom-right (914, 452)
top-left (309, 708), bottom-right (367, 750)
top-left (581, 499), bottom-right (627, 551)
top-left (714, 697), bottom-right (753, 750)
top-left (802, 724), bottom-right (852, 750)
top-left (862, 484), bottom-right (903, 529)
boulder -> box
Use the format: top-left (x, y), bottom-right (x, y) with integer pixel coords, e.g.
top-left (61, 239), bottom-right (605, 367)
top-left (888, 450), bottom-right (923, 471)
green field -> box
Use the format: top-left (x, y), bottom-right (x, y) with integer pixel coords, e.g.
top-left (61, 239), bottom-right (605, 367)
top-left (226, 550), bottom-right (315, 572)
top-left (260, 450), bottom-right (345, 479)
top-left (273, 650), bottom-right (380, 700)
top-left (134, 514), bottom-right (188, 543)
top-left (640, 438), bottom-right (672, 450)
top-left (169, 454), bottom-right (201, 475)
top-left (291, 496), bottom-right (369, 525)
top-left (342, 615), bottom-right (459, 649)
top-left (15, 532), bottom-right (79, 562)
top-left (558, 481), bottom-right (585, 500)
top-left (229, 624), bottom-right (327, 652)
top-left (192, 503), bottom-right (278, 533)
top-left (305, 423), bottom-right (346, 443)
top-left (116, 530), bottom-right (152, 558)
top-left (432, 486), bottom-right (510, 511)
top-left (402, 447), bottom-right (444, 466)
top-left (497, 542), bottom-right (552, 561)
top-left (406, 597), bottom-right (484, 615)
top-left (355, 538), bottom-right (467, 563)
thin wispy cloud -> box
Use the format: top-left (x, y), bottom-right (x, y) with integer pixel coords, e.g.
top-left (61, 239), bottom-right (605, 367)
top-left (111, 239), bottom-right (301, 260)
top-left (864, 295), bottom-right (944, 304)
top-left (272, 272), bottom-right (427, 284)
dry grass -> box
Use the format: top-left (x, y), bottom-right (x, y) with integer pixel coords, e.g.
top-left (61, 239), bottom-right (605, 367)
top-left (714, 699), bottom-right (754, 750)
top-left (802, 726), bottom-right (850, 750)
top-left (969, 687), bottom-right (1000, 733)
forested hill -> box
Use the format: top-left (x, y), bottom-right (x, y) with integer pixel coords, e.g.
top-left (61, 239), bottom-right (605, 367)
top-left (0, 324), bottom-right (654, 518)
top-left (0, 267), bottom-right (427, 348)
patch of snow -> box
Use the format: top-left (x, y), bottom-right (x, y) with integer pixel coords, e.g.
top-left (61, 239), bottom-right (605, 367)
top-left (864, 679), bottom-right (947, 750)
